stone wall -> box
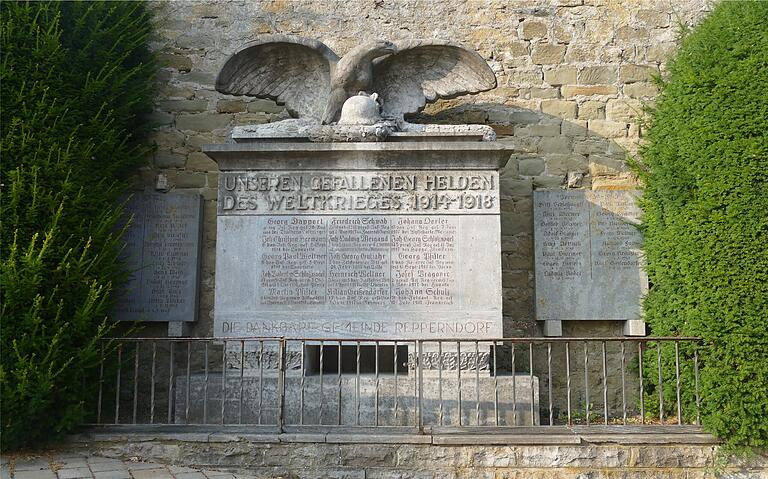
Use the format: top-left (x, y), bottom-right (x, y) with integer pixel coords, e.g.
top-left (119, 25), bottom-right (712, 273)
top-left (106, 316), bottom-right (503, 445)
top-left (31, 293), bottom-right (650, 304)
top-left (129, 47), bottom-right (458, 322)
top-left (76, 434), bottom-right (767, 479)
top-left (139, 0), bottom-right (712, 338)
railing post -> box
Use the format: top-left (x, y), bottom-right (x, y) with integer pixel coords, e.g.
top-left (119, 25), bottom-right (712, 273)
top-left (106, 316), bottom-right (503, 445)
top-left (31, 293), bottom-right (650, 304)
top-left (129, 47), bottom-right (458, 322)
top-left (277, 338), bottom-right (287, 433)
top-left (417, 340), bottom-right (424, 433)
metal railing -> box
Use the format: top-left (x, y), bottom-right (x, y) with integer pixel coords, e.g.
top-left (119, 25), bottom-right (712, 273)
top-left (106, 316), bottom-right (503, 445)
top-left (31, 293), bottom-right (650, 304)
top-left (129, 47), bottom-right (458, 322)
top-left (87, 337), bottom-right (702, 431)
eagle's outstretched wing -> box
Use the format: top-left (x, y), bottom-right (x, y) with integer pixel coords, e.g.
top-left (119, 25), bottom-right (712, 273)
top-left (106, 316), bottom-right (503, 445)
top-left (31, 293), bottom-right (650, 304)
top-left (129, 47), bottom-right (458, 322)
top-left (216, 35), bottom-right (339, 120)
top-left (372, 40), bottom-right (496, 120)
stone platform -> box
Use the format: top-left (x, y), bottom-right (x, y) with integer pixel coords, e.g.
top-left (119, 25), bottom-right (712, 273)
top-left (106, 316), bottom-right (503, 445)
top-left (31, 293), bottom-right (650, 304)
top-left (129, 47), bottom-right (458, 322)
top-left (67, 426), bottom-right (766, 479)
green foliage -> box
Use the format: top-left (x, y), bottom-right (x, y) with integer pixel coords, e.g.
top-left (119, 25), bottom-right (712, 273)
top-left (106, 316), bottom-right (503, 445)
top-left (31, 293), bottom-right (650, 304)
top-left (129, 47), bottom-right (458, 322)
top-left (635, 1), bottom-right (768, 448)
top-left (0, 1), bottom-right (155, 449)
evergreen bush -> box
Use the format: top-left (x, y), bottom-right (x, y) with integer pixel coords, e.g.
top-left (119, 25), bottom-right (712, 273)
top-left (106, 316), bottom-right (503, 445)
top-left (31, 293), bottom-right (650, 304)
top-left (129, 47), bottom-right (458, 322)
top-left (636, 1), bottom-right (768, 448)
top-left (0, 1), bottom-right (155, 449)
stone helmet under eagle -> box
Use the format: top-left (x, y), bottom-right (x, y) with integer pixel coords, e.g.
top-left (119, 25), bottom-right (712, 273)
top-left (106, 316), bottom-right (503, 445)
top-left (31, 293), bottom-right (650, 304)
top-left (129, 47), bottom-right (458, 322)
top-left (215, 35), bottom-right (497, 125)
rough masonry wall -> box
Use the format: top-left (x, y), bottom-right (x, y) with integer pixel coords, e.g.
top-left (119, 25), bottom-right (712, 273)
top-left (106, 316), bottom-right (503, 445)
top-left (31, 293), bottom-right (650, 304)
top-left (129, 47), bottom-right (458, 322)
top-left (141, 0), bottom-right (712, 338)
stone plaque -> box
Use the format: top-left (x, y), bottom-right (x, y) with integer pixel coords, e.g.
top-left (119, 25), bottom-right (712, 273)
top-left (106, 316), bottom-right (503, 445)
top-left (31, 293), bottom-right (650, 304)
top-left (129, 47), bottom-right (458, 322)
top-left (214, 170), bottom-right (502, 339)
top-left (533, 190), bottom-right (648, 323)
top-left (114, 192), bottom-right (202, 322)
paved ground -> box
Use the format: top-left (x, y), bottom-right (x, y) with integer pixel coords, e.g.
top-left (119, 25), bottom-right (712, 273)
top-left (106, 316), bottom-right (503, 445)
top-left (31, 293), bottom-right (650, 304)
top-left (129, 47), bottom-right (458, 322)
top-left (0, 453), bottom-right (265, 479)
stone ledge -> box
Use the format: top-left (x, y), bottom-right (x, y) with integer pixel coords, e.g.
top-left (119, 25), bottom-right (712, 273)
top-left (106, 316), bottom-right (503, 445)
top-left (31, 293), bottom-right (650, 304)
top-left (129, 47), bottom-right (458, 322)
top-left (202, 141), bottom-right (515, 170)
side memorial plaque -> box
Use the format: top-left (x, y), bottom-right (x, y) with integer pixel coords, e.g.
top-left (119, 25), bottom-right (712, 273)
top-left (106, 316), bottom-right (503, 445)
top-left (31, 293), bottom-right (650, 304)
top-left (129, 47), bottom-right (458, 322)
top-left (533, 190), bottom-right (648, 335)
top-left (114, 192), bottom-right (203, 322)
top-left (214, 170), bottom-right (502, 340)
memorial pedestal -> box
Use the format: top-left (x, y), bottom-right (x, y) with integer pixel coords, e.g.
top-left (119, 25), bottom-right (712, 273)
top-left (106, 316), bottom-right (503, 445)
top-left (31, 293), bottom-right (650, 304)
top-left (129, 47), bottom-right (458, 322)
top-left (203, 140), bottom-right (511, 344)
top-left (174, 372), bottom-right (539, 426)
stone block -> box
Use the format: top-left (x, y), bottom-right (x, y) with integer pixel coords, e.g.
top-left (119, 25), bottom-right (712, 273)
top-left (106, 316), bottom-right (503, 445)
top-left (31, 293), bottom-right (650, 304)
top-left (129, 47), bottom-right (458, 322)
top-left (176, 112), bottom-right (232, 132)
top-left (561, 85), bottom-right (618, 98)
top-left (619, 64), bottom-right (659, 83)
top-left (544, 67), bottom-right (577, 86)
top-left (147, 110), bottom-right (174, 127)
top-left (615, 26), bottom-right (650, 43)
top-left (159, 53), bottom-right (193, 72)
top-left (519, 159), bottom-right (545, 176)
top-left (502, 271), bottom-right (530, 289)
top-left (514, 124), bottom-right (561, 137)
top-left (545, 153), bottom-right (587, 175)
top-left (177, 71), bottom-right (217, 87)
top-left (185, 134), bottom-right (214, 150)
top-left (509, 110), bottom-right (545, 125)
top-left (636, 9), bottom-right (670, 28)
top-left (645, 43), bottom-right (677, 63)
top-left (552, 24), bottom-right (573, 44)
top-left (577, 101), bottom-right (605, 119)
top-left (175, 171), bottom-right (207, 188)
top-left (500, 41), bottom-right (530, 61)
top-left (528, 87), bottom-right (560, 99)
top-left (507, 68), bottom-right (544, 85)
top-left (606, 99), bottom-right (645, 121)
top-left (158, 100), bottom-right (208, 112)
top-left (540, 100), bottom-right (577, 119)
top-left (588, 119), bottom-right (628, 138)
top-left (186, 152), bottom-right (218, 172)
top-left (217, 99), bottom-right (246, 113)
top-left (247, 98), bottom-right (286, 114)
top-left (154, 150), bottom-right (186, 168)
top-left (234, 112), bottom-right (271, 125)
top-left (520, 21), bottom-right (548, 40)
top-left (589, 156), bottom-right (628, 176)
top-left (564, 44), bottom-right (600, 63)
top-left (499, 178), bottom-right (533, 198)
top-left (560, 119), bottom-right (588, 137)
top-left (538, 137), bottom-right (572, 154)
top-left (159, 84), bottom-right (195, 99)
top-left (591, 176), bottom-right (639, 190)
top-left (532, 175), bottom-right (564, 188)
top-left (531, 44), bottom-right (566, 64)
top-left (578, 66), bottom-right (617, 85)
top-left (149, 129), bottom-right (185, 148)
top-left (623, 82), bottom-right (659, 99)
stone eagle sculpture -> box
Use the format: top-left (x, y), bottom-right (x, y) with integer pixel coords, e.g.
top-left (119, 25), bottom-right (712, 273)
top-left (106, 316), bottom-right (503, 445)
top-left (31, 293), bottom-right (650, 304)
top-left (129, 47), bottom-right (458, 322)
top-left (215, 35), bottom-right (497, 125)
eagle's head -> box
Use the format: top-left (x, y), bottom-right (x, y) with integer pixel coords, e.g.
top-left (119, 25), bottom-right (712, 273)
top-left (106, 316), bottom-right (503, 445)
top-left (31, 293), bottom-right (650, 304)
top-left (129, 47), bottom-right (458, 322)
top-left (371, 40), bottom-right (397, 56)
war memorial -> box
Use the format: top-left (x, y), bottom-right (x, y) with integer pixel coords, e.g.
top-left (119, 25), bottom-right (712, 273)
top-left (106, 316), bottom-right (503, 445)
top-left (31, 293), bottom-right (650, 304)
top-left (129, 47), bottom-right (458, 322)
top-left (4, 1), bottom-right (767, 478)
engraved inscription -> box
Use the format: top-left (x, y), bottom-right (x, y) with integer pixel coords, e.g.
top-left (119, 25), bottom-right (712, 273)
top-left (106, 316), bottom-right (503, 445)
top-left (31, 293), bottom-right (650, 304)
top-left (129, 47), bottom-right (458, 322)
top-left (534, 190), bottom-right (647, 321)
top-left (114, 193), bottom-right (202, 322)
top-left (218, 171), bottom-right (499, 215)
top-left (256, 216), bottom-right (458, 308)
top-left (214, 168), bottom-right (503, 340)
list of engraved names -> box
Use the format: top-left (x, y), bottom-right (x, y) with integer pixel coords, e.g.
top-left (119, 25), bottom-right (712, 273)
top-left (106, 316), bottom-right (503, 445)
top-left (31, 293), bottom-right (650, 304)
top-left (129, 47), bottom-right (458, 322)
top-left (259, 216), bottom-right (457, 308)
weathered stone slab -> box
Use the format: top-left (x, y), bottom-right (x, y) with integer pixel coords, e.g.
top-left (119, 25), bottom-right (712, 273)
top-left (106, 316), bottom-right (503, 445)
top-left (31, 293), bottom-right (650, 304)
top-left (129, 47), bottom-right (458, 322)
top-left (174, 374), bottom-right (539, 426)
top-left (533, 190), bottom-right (648, 329)
top-left (114, 192), bottom-right (202, 322)
top-left (208, 152), bottom-right (505, 340)
top-left (215, 213), bottom-right (501, 339)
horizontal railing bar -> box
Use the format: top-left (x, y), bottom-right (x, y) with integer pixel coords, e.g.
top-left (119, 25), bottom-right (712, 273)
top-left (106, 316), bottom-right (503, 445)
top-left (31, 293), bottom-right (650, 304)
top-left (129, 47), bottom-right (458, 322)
top-left (101, 336), bottom-right (703, 343)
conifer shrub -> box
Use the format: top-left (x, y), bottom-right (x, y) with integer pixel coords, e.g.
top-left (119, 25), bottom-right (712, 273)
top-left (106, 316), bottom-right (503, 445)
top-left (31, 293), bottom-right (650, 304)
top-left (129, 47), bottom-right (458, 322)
top-left (0, 1), bottom-right (155, 449)
top-left (636, 1), bottom-right (768, 448)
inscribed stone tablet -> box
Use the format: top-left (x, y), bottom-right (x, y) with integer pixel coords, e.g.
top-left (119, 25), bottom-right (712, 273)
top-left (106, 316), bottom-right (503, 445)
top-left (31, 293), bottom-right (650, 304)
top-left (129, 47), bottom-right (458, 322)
top-left (533, 190), bottom-right (648, 321)
top-left (114, 192), bottom-right (202, 322)
top-left (214, 170), bottom-right (502, 339)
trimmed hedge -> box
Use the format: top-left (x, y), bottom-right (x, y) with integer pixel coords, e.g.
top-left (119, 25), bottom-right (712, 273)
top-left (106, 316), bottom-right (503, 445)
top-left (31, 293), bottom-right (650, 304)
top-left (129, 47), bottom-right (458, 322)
top-left (636, 2), bottom-right (768, 448)
top-left (0, 1), bottom-right (155, 449)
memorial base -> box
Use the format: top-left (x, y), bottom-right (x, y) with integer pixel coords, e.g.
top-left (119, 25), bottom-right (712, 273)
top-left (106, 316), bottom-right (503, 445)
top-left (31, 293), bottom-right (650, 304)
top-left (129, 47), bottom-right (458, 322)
top-left (174, 373), bottom-right (539, 427)
top-left (542, 320), bottom-right (563, 337)
top-left (623, 320), bottom-right (646, 336)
